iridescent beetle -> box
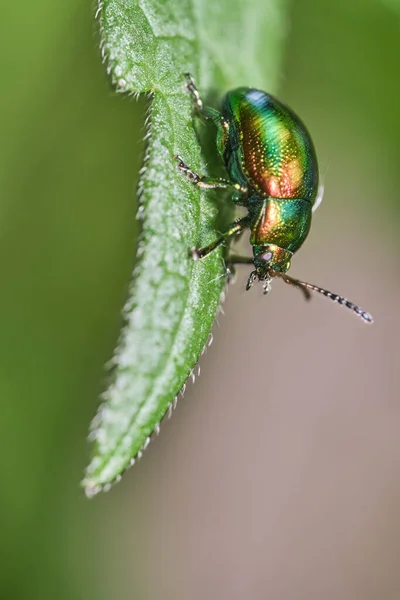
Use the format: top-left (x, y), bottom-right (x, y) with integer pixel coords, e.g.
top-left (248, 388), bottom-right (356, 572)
top-left (175, 74), bottom-right (373, 324)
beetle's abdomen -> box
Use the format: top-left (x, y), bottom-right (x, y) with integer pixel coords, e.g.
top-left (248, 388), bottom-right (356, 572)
top-left (222, 89), bottom-right (318, 202)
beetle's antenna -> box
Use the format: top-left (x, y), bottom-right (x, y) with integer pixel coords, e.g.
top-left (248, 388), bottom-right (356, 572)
top-left (270, 270), bottom-right (373, 324)
top-left (268, 271), bottom-right (312, 301)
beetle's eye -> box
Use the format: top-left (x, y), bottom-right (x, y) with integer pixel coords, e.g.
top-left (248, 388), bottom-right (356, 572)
top-left (261, 251), bottom-right (273, 262)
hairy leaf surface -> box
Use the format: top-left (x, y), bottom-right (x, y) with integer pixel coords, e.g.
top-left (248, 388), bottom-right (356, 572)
top-left (83, 0), bottom-right (288, 495)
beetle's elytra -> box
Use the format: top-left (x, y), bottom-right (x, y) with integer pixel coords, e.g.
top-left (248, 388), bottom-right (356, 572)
top-left (175, 74), bottom-right (373, 324)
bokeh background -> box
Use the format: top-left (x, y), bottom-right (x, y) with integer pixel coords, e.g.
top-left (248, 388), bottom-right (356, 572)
top-left (1, 1), bottom-right (399, 599)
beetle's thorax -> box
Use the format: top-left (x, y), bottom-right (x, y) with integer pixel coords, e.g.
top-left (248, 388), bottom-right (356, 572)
top-left (248, 196), bottom-right (312, 257)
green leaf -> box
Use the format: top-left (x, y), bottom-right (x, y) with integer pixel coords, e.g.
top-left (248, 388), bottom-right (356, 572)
top-left (83, 0), bottom-right (288, 495)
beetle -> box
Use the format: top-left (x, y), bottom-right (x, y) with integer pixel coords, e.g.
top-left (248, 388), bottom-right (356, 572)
top-left (174, 74), bottom-right (373, 324)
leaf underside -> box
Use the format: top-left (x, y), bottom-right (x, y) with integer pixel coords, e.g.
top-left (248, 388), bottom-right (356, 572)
top-left (83, 0), bottom-right (288, 495)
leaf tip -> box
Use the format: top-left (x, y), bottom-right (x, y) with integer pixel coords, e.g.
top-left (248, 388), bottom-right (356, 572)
top-left (82, 479), bottom-right (102, 499)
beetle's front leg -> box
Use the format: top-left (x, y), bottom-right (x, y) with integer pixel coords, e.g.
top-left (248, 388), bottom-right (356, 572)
top-left (225, 255), bottom-right (268, 291)
top-left (224, 254), bottom-right (254, 284)
top-left (191, 220), bottom-right (248, 260)
top-left (174, 155), bottom-right (247, 193)
top-left (226, 254), bottom-right (254, 266)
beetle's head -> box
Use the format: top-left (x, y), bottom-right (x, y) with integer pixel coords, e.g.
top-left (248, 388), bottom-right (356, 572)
top-left (246, 244), bottom-right (373, 324)
top-left (253, 244), bottom-right (292, 275)
top-left (247, 245), bottom-right (292, 292)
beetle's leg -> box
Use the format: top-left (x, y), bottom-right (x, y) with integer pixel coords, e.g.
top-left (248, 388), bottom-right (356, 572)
top-left (224, 254), bottom-right (254, 284)
top-left (191, 220), bottom-right (248, 260)
top-left (226, 254), bottom-right (253, 266)
top-left (174, 155), bottom-right (247, 193)
top-left (184, 72), bottom-right (206, 111)
top-left (184, 73), bottom-right (231, 156)
top-left (184, 73), bottom-right (228, 124)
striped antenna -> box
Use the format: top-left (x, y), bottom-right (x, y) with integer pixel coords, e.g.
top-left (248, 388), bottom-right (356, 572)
top-left (270, 270), bottom-right (373, 324)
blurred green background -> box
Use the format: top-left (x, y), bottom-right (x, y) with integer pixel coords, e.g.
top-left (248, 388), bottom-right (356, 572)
top-left (1, 1), bottom-right (399, 599)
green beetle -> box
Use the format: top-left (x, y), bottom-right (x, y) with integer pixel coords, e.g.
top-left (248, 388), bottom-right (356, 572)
top-left (175, 74), bottom-right (373, 324)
